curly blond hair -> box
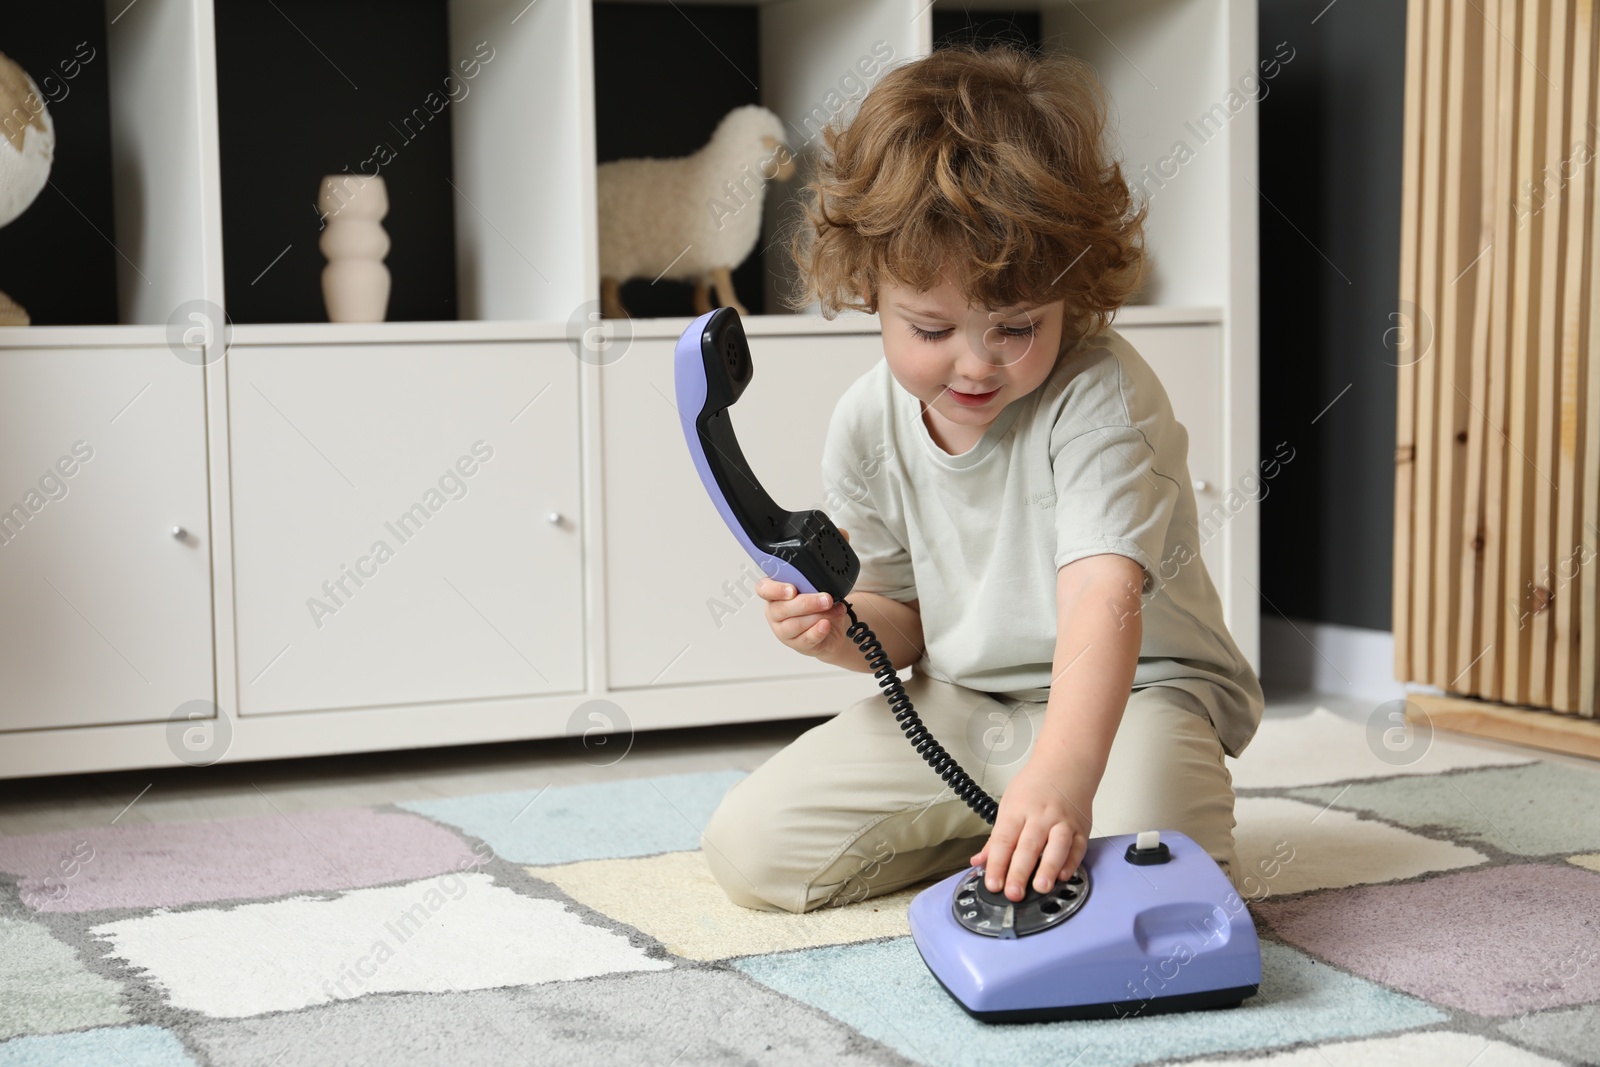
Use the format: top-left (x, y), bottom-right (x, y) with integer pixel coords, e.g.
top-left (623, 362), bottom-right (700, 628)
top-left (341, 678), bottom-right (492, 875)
top-left (786, 44), bottom-right (1147, 347)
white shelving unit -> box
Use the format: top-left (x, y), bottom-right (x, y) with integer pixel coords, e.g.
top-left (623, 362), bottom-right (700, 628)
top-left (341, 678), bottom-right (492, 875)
top-left (0, 0), bottom-right (1258, 778)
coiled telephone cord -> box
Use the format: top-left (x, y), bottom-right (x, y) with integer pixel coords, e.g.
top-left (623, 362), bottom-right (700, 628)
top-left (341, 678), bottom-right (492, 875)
top-left (842, 600), bottom-right (999, 825)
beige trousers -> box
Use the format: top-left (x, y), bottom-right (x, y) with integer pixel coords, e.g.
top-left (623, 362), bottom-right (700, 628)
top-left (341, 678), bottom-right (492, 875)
top-left (700, 668), bottom-right (1239, 914)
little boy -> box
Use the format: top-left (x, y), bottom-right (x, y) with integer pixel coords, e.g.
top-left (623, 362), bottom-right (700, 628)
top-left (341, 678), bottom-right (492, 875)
top-left (701, 44), bottom-right (1263, 914)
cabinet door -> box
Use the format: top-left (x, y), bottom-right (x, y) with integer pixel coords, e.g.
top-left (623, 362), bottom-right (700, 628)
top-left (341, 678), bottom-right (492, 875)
top-left (1116, 323), bottom-right (1226, 589)
top-left (0, 346), bottom-right (213, 730)
top-left (603, 331), bottom-right (884, 689)
top-left (228, 343), bottom-right (582, 713)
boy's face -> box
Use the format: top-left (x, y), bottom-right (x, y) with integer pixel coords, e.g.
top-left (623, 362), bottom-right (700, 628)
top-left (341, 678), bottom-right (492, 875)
top-left (876, 277), bottom-right (1067, 450)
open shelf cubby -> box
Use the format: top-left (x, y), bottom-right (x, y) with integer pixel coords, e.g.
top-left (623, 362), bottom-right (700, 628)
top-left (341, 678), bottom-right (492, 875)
top-left (0, 2), bottom-right (117, 327)
top-left (591, 0), bottom-right (926, 322)
top-left (593, 2), bottom-right (764, 319)
top-left (0, 0), bottom-right (206, 327)
top-left (213, 0), bottom-right (462, 324)
top-left (931, 0), bottom-right (1251, 311)
top-left (213, 0), bottom-right (592, 324)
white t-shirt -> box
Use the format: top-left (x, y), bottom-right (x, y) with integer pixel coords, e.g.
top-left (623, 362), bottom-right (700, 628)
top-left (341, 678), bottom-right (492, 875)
top-left (820, 325), bottom-right (1264, 757)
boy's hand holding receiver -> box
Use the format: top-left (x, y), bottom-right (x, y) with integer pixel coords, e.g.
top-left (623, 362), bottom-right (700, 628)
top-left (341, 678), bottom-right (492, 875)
top-left (756, 528), bottom-right (853, 659)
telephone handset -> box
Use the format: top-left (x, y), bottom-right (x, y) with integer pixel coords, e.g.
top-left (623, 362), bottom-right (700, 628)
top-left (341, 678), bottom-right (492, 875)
top-left (674, 306), bottom-right (998, 823)
top-left (672, 306), bottom-right (859, 601)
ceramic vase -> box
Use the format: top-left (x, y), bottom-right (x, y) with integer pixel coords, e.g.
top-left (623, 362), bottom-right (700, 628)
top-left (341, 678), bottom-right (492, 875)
top-left (317, 174), bottom-right (390, 322)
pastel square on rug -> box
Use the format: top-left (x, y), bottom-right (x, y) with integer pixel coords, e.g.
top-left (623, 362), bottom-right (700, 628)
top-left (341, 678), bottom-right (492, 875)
top-left (0, 707), bottom-right (1595, 1066)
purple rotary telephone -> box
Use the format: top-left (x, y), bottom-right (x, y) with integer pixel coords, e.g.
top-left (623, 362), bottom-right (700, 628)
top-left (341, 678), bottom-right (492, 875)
top-left (674, 307), bottom-right (1261, 1021)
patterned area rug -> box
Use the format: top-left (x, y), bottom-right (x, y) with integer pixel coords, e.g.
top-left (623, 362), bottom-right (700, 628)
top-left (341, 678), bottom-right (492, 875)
top-left (2, 708), bottom-right (1598, 1066)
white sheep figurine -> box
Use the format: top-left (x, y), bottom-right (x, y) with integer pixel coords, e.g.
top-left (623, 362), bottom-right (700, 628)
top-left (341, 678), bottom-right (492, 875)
top-left (597, 104), bottom-right (796, 319)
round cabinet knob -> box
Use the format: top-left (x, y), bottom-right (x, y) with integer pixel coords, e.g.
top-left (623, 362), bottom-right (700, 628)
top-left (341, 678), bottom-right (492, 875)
top-left (171, 526), bottom-right (187, 540)
top-left (547, 512), bottom-right (562, 525)
top-left (1192, 480), bottom-right (1210, 493)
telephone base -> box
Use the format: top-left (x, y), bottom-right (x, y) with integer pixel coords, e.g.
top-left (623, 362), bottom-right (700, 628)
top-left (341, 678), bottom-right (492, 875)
top-left (907, 831), bottom-right (1262, 1022)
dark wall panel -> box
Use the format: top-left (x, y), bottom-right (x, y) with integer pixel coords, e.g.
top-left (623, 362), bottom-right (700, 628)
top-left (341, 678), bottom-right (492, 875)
top-left (1259, 0), bottom-right (1407, 631)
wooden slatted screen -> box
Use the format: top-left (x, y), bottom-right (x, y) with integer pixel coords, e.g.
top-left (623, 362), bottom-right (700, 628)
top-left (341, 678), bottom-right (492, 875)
top-left (1395, 0), bottom-right (1600, 716)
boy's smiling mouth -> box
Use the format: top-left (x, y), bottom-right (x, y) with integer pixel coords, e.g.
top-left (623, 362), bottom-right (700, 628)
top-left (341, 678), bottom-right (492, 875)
top-left (949, 386), bottom-right (1001, 406)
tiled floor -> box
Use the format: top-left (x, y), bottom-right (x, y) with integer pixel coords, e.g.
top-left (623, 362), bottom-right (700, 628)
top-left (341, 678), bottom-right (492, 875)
top-left (0, 688), bottom-right (1581, 836)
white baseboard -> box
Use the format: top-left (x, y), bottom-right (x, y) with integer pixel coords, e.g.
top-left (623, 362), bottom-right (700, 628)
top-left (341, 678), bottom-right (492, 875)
top-left (1259, 616), bottom-right (1408, 703)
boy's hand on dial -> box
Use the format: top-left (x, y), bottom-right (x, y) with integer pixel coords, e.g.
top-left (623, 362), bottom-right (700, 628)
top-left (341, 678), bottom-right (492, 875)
top-left (968, 757), bottom-right (1093, 902)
